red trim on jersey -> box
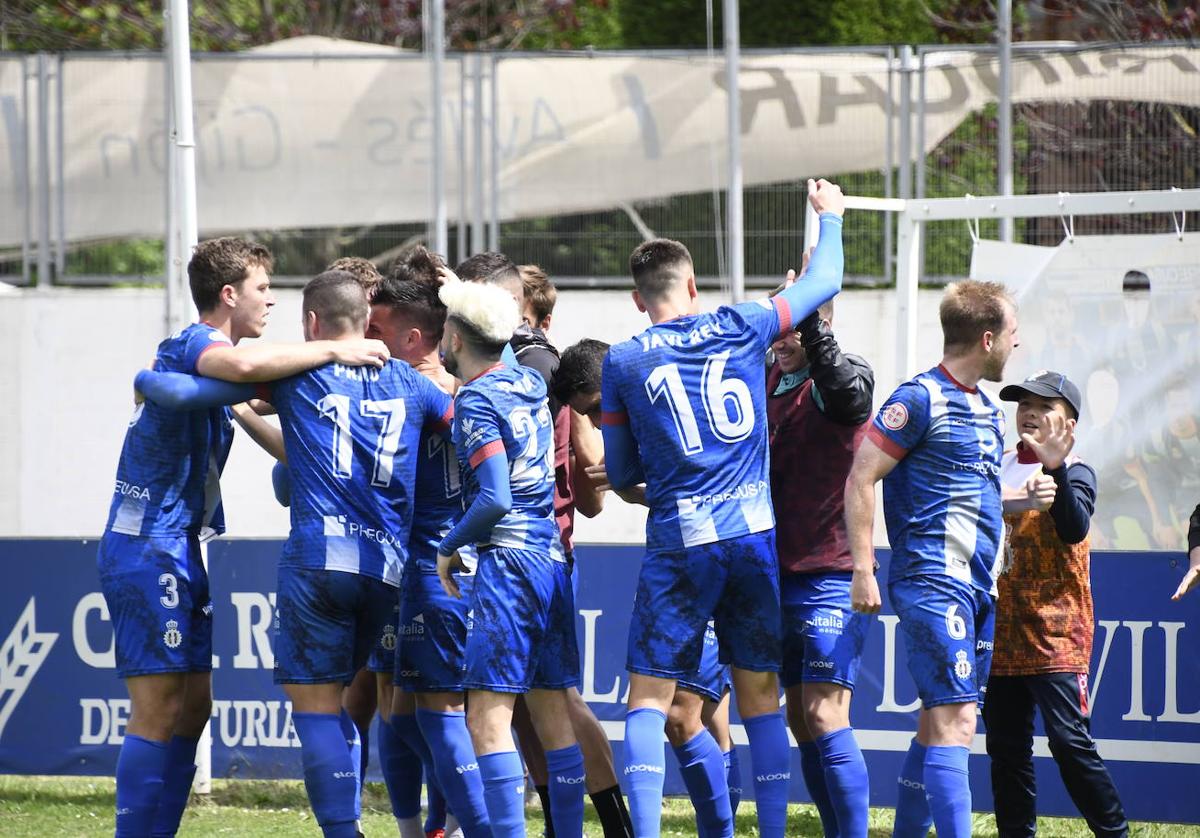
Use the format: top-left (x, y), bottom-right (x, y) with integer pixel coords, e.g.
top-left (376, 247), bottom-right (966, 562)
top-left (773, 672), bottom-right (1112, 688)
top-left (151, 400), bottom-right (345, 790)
top-left (773, 296), bottom-right (792, 340)
top-left (195, 340), bottom-right (232, 362)
top-left (938, 364), bottom-right (978, 393)
top-left (601, 410), bottom-right (629, 426)
top-left (467, 363), bottom-right (504, 384)
top-left (469, 439), bottom-right (506, 468)
top-left (430, 403), bottom-right (455, 434)
top-left (867, 424), bottom-right (908, 460)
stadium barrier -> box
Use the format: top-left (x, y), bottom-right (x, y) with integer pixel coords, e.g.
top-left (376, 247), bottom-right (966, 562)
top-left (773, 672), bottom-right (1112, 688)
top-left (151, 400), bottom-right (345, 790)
top-left (0, 539), bottom-right (1196, 822)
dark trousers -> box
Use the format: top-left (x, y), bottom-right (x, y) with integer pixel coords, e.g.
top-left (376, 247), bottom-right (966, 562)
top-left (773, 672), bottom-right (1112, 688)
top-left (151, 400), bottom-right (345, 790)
top-left (982, 672), bottom-right (1128, 838)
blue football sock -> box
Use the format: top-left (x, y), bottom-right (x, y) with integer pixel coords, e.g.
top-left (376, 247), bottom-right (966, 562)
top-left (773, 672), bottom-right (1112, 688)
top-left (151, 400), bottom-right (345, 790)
top-left (743, 712), bottom-right (791, 838)
top-left (417, 708), bottom-right (492, 836)
top-left (358, 722), bottom-right (370, 782)
top-left (723, 749), bottom-right (742, 820)
top-left (924, 745), bottom-right (971, 838)
top-left (292, 712), bottom-right (362, 838)
top-left (478, 750), bottom-right (527, 838)
top-left (674, 729), bottom-right (732, 838)
top-left (149, 734), bottom-right (199, 838)
top-left (546, 744), bottom-right (587, 838)
top-left (337, 709), bottom-right (363, 817)
top-left (817, 727), bottom-right (869, 838)
top-left (892, 739), bottom-right (932, 838)
top-left (379, 715), bottom-right (423, 819)
top-left (115, 734), bottom-right (168, 838)
top-left (798, 741), bottom-right (837, 838)
top-left (425, 770), bottom-right (448, 833)
top-left (622, 707), bottom-right (668, 838)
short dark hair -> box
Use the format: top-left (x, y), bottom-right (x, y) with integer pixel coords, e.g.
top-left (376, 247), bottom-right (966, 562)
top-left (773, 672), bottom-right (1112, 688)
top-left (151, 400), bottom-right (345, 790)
top-left (456, 251), bottom-right (521, 288)
top-left (940, 280), bottom-right (1015, 352)
top-left (327, 257), bottom-right (382, 298)
top-left (629, 239), bottom-right (692, 300)
top-left (553, 339), bottom-right (609, 405)
top-left (188, 237), bottom-right (273, 313)
top-left (387, 246), bottom-right (444, 286)
top-left (302, 270), bottom-right (369, 335)
top-left (374, 277), bottom-right (447, 344)
top-left (520, 264), bottom-right (557, 324)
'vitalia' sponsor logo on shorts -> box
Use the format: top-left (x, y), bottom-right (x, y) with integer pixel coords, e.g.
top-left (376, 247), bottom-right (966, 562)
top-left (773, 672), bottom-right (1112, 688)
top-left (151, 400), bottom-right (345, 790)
top-left (624, 764), bottom-right (664, 775)
top-left (806, 610), bottom-right (845, 634)
top-left (399, 613), bottom-right (425, 637)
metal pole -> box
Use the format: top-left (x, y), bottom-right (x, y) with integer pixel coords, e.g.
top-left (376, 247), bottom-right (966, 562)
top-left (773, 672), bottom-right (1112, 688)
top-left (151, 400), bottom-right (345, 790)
top-left (428, 0), bottom-right (447, 257)
top-left (164, 41), bottom-right (180, 335)
top-left (55, 55), bottom-right (65, 280)
top-left (723, 0), bottom-right (744, 303)
top-left (20, 56), bottom-right (31, 286)
top-left (897, 46), bottom-right (914, 203)
top-left (997, 0), bottom-right (1014, 242)
top-left (895, 210), bottom-right (922, 383)
top-left (36, 53), bottom-right (50, 287)
top-left (915, 52), bottom-right (926, 200)
top-left (166, 0), bottom-right (209, 793)
top-left (457, 57), bottom-right (467, 264)
top-left (471, 54), bottom-right (484, 255)
top-left (487, 54), bottom-right (499, 252)
top-left (883, 48), bottom-right (895, 284)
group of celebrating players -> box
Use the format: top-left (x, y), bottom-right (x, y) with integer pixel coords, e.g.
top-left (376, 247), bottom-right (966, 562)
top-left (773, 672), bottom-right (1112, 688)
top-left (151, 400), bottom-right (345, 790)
top-left (99, 177), bottom-right (1125, 838)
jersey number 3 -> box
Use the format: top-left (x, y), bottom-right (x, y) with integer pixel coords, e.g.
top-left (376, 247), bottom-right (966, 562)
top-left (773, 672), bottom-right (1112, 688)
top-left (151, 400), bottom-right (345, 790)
top-left (644, 351), bottom-right (754, 455)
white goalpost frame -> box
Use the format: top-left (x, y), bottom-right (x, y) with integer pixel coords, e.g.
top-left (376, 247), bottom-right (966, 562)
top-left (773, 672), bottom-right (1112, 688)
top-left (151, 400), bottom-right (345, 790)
top-left (832, 188), bottom-right (1200, 387)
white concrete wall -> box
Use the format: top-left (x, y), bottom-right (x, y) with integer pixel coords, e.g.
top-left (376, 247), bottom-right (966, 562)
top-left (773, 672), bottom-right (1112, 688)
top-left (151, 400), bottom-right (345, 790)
top-left (0, 286), bottom-right (947, 542)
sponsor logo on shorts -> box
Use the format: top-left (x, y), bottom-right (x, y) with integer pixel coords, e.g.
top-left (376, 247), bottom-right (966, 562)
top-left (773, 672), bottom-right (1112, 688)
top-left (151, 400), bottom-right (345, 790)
top-left (380, 624), bottom-right (397, 651)
top-left (556, 775), bottom-right (586, 785)
top-left (881, 402), bottom-right (908, 430)
top-left (162, 619), bottom-right (182, 649)
top-left (456, 762), bottom-right (479, 775)
top-left (953, 649), bottom-right (972, 679)
top-left (899, 777), bottom-right (924, 791)
top-left (399, 670), bottom-right (421, 678)
top-left (808, 659), bottom-right (835, 670)
top-left (624, 764), bottom-right (664, 775)
top-left (807, 610), bottom-right (844, 635)
top-left (976, 638), bottom-right (993, 652)
top-left (755, 772), bottom-right (791, 782)
top-left (332, 770), bottom-right (358, 779)
top-left (399, 613), bottom-right (425, 637)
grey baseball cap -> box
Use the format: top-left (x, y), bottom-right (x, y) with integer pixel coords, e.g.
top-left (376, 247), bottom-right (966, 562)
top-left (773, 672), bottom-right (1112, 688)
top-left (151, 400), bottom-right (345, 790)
top-left (999, 370), bottom-right (1082, 419)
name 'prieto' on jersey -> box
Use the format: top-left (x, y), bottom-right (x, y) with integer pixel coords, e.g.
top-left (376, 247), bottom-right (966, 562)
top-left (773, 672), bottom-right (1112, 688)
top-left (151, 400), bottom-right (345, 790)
top-left (267, 359), bottom-right (453, 587)
top-left (601, 299), bottom-right (790, 552)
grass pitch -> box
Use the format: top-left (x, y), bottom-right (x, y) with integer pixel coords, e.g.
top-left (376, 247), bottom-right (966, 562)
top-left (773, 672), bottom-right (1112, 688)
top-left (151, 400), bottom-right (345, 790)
top-left (1, 775), bottom-right (1195, 836)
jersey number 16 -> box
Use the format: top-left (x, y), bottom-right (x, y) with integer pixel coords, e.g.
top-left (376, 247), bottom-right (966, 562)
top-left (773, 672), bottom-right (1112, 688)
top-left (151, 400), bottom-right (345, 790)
top-left (644, 351), bottom-right (754, 455)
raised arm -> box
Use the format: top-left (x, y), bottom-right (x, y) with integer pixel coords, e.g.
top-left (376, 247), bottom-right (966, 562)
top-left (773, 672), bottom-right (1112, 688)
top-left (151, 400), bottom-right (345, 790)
top-left (195, 338), bottom-right (390, 383)
top-left (774, 179), bottom-right (845, 330)
top-left (135, 369), bottom-right (257, 410)
top-left (844, 435), bottom-right (900, 614)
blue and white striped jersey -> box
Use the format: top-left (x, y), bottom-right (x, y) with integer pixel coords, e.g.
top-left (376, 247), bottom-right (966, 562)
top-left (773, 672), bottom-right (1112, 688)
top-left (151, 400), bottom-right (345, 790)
top-left (105, 322), bottom-right (235, 539)
top-left (868, 364), bottom-right (1006, 594)
top-left (269, 359), bottom-right (454, 586)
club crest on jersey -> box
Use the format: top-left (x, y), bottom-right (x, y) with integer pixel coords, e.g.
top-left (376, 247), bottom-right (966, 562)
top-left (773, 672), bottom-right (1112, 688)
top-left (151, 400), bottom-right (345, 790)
top-left (380, 624), bottom-right (397, 651)
top-left (882, 402), bottom-right (909, 430)
top-left (953, 649), bottom-right (972, 679)
top-left (163, 620), bottom-right (183, 649)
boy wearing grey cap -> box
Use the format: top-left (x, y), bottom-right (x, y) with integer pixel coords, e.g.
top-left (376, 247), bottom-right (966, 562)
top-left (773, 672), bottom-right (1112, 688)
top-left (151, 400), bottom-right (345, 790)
top-left (984, 370), bottom-right (1128, 838)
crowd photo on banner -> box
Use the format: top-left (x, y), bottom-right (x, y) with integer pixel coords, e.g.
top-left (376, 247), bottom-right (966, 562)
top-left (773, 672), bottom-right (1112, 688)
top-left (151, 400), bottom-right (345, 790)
top-left (84, 164), bottom-right (1200, 838)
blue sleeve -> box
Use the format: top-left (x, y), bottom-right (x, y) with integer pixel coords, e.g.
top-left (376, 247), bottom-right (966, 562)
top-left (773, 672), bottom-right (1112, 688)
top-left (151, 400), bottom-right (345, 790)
top-left (599, 351), bottom-right (645, 489)
top-left (738, 213), bottom-right (845, 350)
top-left (501, 343), bottom-right (518, 367)
top-left (437, 453), bottom-right (512, 556)
top-left (271, 462), bottom-right (291, 507)
top-left (867, 380), bottom-right (931, 459)
top-left (181, 325), bottom-right (232, 373)
top-left (418, 374), bottom-right (455, 440)
top-left (135, 370), bottom-right (257, 410)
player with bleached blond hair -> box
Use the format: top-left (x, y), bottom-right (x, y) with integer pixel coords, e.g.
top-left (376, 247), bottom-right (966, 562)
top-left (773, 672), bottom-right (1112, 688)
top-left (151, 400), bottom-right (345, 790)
top-left (434, 279), bottom-right (586, 838)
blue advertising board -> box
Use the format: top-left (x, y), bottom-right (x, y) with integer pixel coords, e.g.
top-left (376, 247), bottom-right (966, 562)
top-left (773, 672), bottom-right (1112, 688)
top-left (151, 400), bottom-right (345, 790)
top-left (0, 539), bottom-right (1197, 822)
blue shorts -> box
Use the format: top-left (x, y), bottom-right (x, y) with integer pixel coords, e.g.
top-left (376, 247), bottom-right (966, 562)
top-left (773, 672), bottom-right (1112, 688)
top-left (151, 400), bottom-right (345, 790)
top-left (781, 572), bottom-right (871, 690)
top-left (676, 621), bottom-right (731, 703)
top-left (274, 567), bottom-right (397, 685)
top-left (97, 531), bottom-right (213, 678)
top-left (366, 597), bottom-right (400, 675)
top-left (464, 547), bottom-right (580, 693)
top-left (627, 530), bottom-right (781, 679)
top-left (890, 575), bottom-right (996, 708)
top-left (387, 571), bottom-right (475, 692)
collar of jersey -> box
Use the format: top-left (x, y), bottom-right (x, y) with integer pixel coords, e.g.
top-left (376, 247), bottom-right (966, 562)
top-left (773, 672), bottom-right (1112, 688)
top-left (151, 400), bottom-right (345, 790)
top-left (467, 362), bottom-right (505, 384)
top-left (772, 367), bottom-right (810, 396)
top-left (937, 363), bottom-right (977, 393)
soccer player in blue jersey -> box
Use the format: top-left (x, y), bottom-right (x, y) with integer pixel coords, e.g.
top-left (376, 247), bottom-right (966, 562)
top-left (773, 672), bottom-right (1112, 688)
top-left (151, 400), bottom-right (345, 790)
top-left (435, 278), bottom-right (586, 838)
top-left (844, 280), bottom-right (1019, 838)
top-left (101, 239), bottom-right (387, 838)
top-left (600, 178), bottom-right (846, 838)
top-left (365, 252), bottom-right (492, 838)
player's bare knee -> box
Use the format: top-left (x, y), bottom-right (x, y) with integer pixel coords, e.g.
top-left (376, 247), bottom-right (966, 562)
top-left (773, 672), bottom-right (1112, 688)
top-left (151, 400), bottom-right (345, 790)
top-left (784, 695), bottom-right (811, 742)
top-left (928, 702), bottom-right (977, 746)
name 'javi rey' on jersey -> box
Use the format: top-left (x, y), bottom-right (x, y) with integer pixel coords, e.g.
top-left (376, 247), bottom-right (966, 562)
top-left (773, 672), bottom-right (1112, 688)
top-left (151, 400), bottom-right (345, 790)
top-left (639, 321), bottom-right (725, 351)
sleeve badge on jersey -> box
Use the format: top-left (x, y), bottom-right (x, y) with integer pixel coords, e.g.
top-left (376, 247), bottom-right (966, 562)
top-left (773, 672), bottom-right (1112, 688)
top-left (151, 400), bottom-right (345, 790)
top-left (881, 402), bottom-right (909, 431)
